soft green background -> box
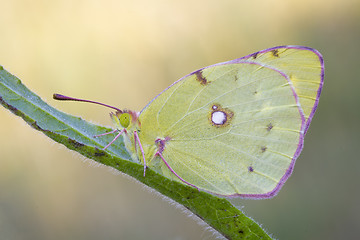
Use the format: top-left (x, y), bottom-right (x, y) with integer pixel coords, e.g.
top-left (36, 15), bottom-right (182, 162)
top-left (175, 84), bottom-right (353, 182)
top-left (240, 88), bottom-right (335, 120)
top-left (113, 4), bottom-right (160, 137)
top-left (0, 0), bottom-right (359, 239)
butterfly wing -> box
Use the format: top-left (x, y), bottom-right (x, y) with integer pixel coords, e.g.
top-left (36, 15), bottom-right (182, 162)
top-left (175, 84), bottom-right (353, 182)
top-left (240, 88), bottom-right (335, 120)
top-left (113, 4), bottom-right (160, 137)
top-left (138, 46), bottom-right (323, 197)
top-left (239, 46), bottom-right (324, 133)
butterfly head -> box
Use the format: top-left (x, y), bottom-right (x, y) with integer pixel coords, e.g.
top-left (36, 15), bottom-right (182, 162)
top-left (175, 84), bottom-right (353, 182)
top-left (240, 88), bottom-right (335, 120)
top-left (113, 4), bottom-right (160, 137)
top-left (110, 110), bottom-right (140, 130)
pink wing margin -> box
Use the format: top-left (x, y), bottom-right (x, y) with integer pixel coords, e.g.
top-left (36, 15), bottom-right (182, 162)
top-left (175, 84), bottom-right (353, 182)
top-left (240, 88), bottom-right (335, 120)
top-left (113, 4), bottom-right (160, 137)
top-left (140, 46), bottom-right (324, 198)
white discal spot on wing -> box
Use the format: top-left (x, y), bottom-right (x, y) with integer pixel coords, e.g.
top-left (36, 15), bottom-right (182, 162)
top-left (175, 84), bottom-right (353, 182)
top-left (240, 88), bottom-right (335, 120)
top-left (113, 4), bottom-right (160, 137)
top-left (212, 111), bottom-right (227, 125)
top-left (209, 103), bottom-right (234, 127)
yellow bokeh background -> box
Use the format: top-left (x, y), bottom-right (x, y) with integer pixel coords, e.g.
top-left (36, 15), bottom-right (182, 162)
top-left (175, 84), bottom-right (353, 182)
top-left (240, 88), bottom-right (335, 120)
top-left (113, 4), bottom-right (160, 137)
top-left (1, 0), bottom-right (359, 239)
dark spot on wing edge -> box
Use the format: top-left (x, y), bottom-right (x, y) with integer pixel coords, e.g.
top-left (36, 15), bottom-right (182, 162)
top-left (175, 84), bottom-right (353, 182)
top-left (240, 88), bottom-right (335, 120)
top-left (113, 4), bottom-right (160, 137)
top-left (251, 52), bottom-right (259, 59)
top-left (195, 70), bottom-right (208, 85)
top-left (271, 49), bottom-right (280, 57)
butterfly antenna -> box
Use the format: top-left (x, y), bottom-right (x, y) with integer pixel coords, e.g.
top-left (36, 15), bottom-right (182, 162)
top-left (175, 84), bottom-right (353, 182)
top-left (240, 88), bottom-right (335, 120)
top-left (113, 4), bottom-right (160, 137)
top-left (53, 93), bottom-right (123, 112)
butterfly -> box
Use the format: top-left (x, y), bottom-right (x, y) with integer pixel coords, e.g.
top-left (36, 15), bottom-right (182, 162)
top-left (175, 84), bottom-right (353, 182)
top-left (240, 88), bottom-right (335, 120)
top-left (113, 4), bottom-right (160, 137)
top-left (54, 46), bottom-right (324, 198)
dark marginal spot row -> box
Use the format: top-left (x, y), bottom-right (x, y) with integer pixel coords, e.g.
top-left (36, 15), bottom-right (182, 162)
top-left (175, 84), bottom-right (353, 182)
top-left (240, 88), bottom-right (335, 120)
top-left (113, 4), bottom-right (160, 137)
top-left (195, 70), bottom-right (208, 85)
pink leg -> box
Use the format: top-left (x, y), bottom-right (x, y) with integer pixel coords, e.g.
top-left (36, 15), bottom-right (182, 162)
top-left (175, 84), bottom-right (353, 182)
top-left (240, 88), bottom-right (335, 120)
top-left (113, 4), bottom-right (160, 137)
top-left (134, 132), bottom-right (137, 152)
top-left (155, 152), bottom-right (199, 191)
top-left (133, 131), bottom-right (147, 177)
top-left (94, 129), bottom-right (118, 138)
top-left (102, 128), bottom-right (126, 150)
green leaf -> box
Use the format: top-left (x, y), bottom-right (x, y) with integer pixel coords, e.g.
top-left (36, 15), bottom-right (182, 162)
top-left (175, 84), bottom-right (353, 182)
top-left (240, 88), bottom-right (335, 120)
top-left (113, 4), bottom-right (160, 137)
top-left (0, 65), bottom-right (272, 240)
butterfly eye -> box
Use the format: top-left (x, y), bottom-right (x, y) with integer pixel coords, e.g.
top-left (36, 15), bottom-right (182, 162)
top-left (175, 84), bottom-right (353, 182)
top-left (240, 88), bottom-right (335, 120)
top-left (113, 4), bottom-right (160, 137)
top-left (119, 113), bottom-right (131, 128)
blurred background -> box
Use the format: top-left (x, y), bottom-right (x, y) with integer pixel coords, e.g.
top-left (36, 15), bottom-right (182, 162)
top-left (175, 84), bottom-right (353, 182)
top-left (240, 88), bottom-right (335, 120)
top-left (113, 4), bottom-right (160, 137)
top-left (0, 0), bottom-right (359, 239)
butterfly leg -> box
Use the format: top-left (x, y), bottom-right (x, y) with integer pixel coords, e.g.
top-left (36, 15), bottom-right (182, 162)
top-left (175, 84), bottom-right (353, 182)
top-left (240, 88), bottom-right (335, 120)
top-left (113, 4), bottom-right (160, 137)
top-left (98, 128), bottom-right (127, 150)
top-left (133, 131), bottom-right (147, 177)
top-left (93, 129), bottom-right (118, 138)
top-left (134, 132), bottom-right (137, 152)
top-left (155, 151), bottom-right (199, 191)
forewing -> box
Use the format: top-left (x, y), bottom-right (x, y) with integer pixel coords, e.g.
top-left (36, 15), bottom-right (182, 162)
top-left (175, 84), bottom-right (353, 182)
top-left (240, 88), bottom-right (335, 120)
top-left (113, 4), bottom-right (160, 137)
top-left (140, 62), bottom-right (305, 197)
